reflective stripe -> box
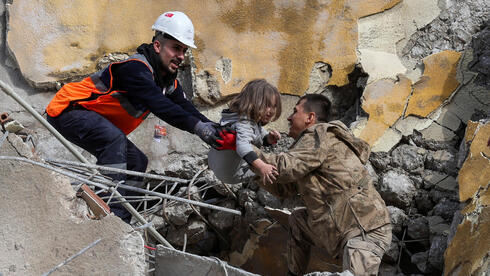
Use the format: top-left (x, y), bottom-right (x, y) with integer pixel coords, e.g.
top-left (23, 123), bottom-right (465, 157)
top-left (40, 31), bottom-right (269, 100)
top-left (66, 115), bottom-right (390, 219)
top-left (165, 79), bottom-right (178, 96)
top-left (128, 54), bottom-right (154, 74)
top-left (90, 70), bottom-right (109, 92)
top-left (111, 92), bottom-right (146, 118)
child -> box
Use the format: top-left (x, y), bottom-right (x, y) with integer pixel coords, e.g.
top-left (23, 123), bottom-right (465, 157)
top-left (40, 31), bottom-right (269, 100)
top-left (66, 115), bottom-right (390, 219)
top-left (208, 79), bottom-right (282, 184)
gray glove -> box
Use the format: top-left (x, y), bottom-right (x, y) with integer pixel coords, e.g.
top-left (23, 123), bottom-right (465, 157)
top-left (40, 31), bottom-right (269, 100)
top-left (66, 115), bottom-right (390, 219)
top-left (194, 121), bottom-right (221, 149)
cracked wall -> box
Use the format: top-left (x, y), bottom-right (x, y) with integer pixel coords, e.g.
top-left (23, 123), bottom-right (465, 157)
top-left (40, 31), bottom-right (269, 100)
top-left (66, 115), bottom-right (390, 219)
top-left (444, 120), bottom-right (490, 276)
top-left (7, 0), bottom-right (401, 95)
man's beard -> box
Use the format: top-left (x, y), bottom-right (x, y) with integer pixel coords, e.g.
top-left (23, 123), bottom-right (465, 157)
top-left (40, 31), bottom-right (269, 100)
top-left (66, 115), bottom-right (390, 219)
top-left (161, 62), bottom-right (179, 78)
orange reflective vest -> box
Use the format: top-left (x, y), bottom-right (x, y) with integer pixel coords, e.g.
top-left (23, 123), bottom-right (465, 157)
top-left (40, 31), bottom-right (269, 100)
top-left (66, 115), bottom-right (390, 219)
top-left (46, 54), bottom-right (176, 135)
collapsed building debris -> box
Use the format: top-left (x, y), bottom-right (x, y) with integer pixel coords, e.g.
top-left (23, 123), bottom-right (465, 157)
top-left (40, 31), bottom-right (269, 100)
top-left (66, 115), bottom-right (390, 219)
top-left (0, 0), bottom-right (489, 275)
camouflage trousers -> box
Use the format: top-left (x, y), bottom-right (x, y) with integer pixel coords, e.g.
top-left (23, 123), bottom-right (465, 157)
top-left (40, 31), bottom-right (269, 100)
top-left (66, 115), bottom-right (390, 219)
top-left (288, 208), bottom-right (392, 276)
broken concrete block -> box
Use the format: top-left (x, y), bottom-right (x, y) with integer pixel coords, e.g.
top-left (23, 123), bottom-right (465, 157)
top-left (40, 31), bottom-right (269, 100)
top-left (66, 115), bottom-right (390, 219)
top-left (380, 170), bottom-right (417, 208)
top-left (155, 245), bottom-right (258, 276)
top-left (0, 150), bottom-right (145, 275)
top-left (406, 51), bottom-right (461, 118)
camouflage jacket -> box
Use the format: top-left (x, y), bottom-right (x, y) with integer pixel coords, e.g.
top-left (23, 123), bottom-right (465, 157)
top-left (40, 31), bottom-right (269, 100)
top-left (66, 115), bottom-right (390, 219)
top-left (257, 121), bottom-right (391, 255)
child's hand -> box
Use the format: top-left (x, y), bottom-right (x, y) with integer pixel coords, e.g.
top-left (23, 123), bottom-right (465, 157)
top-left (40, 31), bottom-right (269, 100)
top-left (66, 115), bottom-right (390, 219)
top-left (252, 159), bottom-right (278, 185)
top-left (267, 130), bottom-right (281, 145)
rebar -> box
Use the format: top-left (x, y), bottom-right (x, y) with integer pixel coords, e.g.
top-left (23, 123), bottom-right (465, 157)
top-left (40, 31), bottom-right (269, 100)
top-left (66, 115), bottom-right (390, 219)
top-left (0, 156), bottom-right (242, 215)
top-left (0, 80), bottom-right (91, 165)
top-left (134, 222), bottom-right (154, 230)
top-left (41, 238), bottom-right (102, 276)
top-left (0, 155), bottom-right (173, 248)
top-left (46, 158), bottom-right (188, 184)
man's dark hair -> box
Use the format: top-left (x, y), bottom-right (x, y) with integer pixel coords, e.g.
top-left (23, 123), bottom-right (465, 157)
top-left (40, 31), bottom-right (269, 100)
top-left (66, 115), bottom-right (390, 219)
top-left (152, 31), bottom-right (178, 44)
top-left (299, 94), bottom-right (331, 123)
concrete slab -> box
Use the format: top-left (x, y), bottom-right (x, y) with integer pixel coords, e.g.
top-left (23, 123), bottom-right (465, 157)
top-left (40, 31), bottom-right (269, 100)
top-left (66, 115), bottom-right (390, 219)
top-left (155, 245), bottom-right (258, 276)
top-left (0, 136), bottom-right (146, 275)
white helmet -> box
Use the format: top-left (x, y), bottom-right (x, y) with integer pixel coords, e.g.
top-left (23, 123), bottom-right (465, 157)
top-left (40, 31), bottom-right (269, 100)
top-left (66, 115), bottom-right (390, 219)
top-left (152, 11), bottom-right (197, 49)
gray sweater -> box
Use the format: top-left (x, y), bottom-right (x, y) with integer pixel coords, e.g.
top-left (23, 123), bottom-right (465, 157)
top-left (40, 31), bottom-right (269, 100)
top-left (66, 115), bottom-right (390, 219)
top-left (207, 110), bottom-right (269, 184)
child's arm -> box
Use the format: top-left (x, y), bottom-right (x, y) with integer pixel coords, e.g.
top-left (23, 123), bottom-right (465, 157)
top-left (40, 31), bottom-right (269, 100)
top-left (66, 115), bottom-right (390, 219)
top-left (251, 158), bottom-right (278, 184)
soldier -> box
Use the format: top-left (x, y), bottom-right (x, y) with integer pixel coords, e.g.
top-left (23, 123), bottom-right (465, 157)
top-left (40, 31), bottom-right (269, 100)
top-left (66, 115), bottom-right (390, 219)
top-left (255, 94), bottom-right (391, 276)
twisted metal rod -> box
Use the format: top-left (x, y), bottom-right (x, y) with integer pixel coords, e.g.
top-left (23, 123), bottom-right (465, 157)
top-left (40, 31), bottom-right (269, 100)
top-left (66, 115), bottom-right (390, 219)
top-left (46, 158), bottom-right (188, 184)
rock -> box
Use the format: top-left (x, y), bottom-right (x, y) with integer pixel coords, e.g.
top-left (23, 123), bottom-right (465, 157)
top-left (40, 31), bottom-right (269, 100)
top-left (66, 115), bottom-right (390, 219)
top-left (411, 251), bottom-right (431, 274)
top-left (208, 200), bottom-right (236, 231)
top-left (390, 144), bottom-right (426, 174)
top-left (166, 219), bottom-right (207, 246)
top-left (257, 188), bottom-right (282, 209)
top-left (383, 236), bottom-right (400, 264)
top-left (428, 235), bottom-right (448, 271)
top-left (409, 175), bottom-right (423, 189)
top-left (469, 20), bottom-right (490, 88)
top-left (429, 188), bottom-right (459, 204)
top-left (415, 190), bottom-right (434, 215)
top-left (410, 130), bottom-right (457, 151)
top-left (204, 170), bottom-right (243, 196)
top-left (164, 186), bottom-right (200, 226)
top-left (165, 202), bottom-right (195, 226)
top-left (387, 206), bottom-right (409, 235)
top-left (369, 151), bottom-right (392, 172)
top-left (423, 170), bottom-right (448, 190)
top-left (380, 171), bottom-right (417, 208)
top-left (238, 189), bottom-right (257, 207)
top-left (427, 216), bottom-right (450, 241)
top-left (447, 211), bottom-right (464, 244)
top-left (432, 199), bottom-right (461, 221)
top-left (425, 149), bottom-right (458, 175)
top-left (407, 217), bottom-right (430, 246)
top-left (244, 201), bottom-right (267, 222)
top-left (162, 154), bottom-right (207, 179)
top-left (434, 175), bottom-right (459, 194)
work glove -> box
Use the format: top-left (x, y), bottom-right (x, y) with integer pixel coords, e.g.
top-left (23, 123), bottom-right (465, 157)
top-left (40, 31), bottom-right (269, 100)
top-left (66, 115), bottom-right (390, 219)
top-left (194, 121), bottom-right (221, 149)
top-left (215, 126), bottom-right (237, 150)
top-left (194, 121), bottom-right (237, 150)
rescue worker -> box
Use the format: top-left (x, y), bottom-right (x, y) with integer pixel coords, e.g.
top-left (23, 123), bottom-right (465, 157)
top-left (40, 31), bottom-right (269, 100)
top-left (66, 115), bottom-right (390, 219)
top-left (255, 94), bottom-right (391, 276)
top-left (46, 11), bottom-right (234, 223)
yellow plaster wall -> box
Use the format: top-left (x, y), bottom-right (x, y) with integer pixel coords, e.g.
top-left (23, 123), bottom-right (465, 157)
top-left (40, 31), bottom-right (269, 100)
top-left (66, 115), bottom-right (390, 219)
top-left (8, 0), bottom-right (401, 94)
top-left (356, 50), bottom-right (463, 146)
top-left (458, 120), bottom-right (490, 202)
top-left (359, 75), bottom-right (412, 145)
top-left (444, 203), bottom-right (490, 276)
top-left (405, 51), bottom-right (461, 118)
top-left (444, 120), bottom-right (490, 276)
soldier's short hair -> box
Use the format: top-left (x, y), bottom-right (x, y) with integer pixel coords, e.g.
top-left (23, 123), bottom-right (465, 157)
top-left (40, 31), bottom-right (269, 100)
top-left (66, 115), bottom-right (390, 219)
top-left (299, 94), bottom-right (331, 123)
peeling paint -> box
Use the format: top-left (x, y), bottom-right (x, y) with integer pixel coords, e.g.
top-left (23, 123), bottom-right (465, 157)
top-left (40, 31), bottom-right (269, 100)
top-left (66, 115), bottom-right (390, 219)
top-left (405, 51), bottom-right (462, 118)
top-left (458, 120), bottom-right (490, 202)
top-left (359, 75), bottom-right (411, 145)
top-left (8, 0), bottom-right (403, 97)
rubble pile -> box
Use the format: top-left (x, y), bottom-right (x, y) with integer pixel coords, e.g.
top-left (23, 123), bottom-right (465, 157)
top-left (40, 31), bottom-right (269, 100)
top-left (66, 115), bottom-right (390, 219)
top-left (369, 132), bottom-right (463, 275)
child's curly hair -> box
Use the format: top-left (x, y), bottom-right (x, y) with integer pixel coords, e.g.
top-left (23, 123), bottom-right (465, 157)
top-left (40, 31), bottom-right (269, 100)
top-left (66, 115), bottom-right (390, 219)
top-left (228, 79), bottom-right (282, 123)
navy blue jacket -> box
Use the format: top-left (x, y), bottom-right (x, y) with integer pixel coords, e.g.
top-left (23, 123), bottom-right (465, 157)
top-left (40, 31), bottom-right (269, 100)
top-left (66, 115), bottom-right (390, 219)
top-left (98, 59), bottom-right (210, 133)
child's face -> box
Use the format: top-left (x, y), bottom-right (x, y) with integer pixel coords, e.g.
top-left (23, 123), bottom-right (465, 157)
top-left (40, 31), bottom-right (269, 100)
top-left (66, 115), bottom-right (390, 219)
top-left (260, 105), bottom-right (276, 125)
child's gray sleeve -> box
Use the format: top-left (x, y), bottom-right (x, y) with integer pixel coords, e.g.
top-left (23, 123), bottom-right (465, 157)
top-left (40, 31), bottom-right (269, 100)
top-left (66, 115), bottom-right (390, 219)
top-left (235, 120), bottom-right (259, 165)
